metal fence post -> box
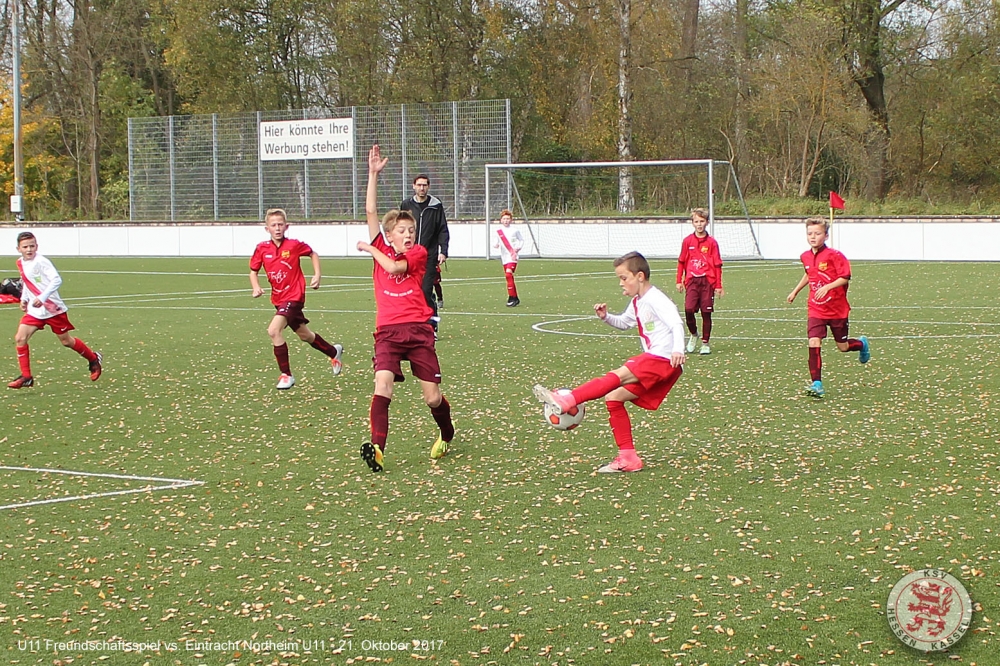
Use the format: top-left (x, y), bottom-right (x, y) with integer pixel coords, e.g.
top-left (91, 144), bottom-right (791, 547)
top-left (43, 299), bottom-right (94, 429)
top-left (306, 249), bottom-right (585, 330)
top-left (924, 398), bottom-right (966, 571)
top-left (169, 115), bottom-right (176, 221)
top-left (400, 104), bottom-right (408, 198)
top-left (127, 118), bottom-right (135, 221)
top-left (257, 111), bottom-right (264, 220)
top-left (352, 106), bottom-right (358, 220)
top-left (453, 101), bottom-right (459, 217)
top-left (505, 99), bottom-right (512, 209)
top-left (212, 114), bottom-right (219, 221)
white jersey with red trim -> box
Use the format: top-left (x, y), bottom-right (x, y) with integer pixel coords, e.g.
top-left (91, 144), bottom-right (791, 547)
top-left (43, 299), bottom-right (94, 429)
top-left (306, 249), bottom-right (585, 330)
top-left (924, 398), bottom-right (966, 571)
top-left (603, 285), bottom-right (685, 358)
top-left (491, 226), bottom-right (525, 264)
top-left (18, 253), bottom-right (67, 319)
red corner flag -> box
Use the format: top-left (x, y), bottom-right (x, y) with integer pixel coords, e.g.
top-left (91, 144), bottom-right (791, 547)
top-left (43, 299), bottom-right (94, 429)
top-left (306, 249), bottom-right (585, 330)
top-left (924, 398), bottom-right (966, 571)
top-left (829, 191), bottom-right (845, 210)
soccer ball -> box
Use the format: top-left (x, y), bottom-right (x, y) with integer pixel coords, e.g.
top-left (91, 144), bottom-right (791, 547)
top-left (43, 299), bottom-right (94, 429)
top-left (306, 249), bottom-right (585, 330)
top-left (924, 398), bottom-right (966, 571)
top-left (543, 389), bottom-right (586, 430)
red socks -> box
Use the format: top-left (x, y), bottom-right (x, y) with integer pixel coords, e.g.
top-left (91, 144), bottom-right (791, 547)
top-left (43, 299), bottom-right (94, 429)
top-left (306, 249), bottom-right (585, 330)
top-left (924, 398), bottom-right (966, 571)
top-left (273, 343), bottom-right (291, 375)
top-left (370, 395), bottom-right (451, 452)
top-left (370, 395), bottom-right (391, 450)
top-left (809, 346), bottom-right (822, 381)
top-left (571, 372), bottom-right (622, 406)
top-left (430, 396), bottom-right (455, 442)
top-left (504, 268), bottom-right (517, 297)
top-left (309, 333), bottom-right (339, 358)
top-left (607, 400), bottom-right (634, 450)
top-left (16, 345), bottom-right (31, 377)
top-left (71, 337), bottom-right (98, 362)
top-left (16, 340), bottom-right (96, 380)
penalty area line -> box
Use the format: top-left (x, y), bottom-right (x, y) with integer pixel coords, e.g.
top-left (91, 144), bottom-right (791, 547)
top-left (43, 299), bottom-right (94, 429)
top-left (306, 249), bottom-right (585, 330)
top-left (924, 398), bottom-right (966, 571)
top-left (0, 465), bottom-right (204, 511)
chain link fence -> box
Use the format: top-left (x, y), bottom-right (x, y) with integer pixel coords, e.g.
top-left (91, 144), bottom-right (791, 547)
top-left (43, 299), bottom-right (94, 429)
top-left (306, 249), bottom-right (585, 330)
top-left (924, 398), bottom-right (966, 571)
top-left (128, 100), bottom-right (511, 222)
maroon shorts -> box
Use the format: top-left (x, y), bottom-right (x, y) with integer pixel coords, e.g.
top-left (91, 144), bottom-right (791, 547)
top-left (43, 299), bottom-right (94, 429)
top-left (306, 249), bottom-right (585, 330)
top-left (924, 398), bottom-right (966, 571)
top-left (684, 276), bottom-right (715, 313)
top-left (807, 317), bottom-right (850, 342)
top-left (274, 301), bottom-right (309, 331)
top-left (622, 353), bottom-right (683, 410)
top-left (373, 322), bottom-right (442, 383)
top-left (20, 312), bottom-right (75, 335)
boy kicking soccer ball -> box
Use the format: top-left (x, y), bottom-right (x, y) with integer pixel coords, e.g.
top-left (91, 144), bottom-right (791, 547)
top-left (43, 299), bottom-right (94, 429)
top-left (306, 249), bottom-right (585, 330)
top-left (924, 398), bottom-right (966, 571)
top-left (786, 217), bottom-right (870, 396)
top-left (355, 145), bottom-right (456, 473)
top-left (534, 251), bottom-right (685, 473)
top-left (8, 232), bottom-right (102, 388)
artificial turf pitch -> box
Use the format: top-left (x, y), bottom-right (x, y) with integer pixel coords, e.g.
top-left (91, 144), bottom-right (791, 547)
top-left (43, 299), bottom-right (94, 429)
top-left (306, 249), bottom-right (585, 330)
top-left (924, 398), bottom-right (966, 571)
top-left (0, 257), bottom-right (997, 665)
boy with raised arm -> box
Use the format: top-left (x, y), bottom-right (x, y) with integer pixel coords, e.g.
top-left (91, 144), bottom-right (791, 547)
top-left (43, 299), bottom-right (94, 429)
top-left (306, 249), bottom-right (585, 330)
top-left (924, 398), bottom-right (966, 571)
top-left (355, 145), bottom-right (455, 473)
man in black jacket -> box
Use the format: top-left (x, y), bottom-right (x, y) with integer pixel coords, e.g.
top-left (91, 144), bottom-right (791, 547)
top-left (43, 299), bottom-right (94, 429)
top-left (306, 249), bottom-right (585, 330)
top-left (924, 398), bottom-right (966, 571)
top-left (400, 174), bottom-right (450, 332)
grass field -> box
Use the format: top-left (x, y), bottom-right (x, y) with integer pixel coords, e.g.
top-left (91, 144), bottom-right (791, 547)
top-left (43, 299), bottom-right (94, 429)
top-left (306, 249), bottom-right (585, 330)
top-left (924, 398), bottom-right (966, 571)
top-left (0, 256), bottom-right (998, 666)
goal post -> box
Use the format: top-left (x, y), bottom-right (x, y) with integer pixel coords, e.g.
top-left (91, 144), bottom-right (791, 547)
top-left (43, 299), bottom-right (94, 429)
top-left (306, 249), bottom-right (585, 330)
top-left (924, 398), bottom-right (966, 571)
top-left (484, 159), bottom-right (760, 260)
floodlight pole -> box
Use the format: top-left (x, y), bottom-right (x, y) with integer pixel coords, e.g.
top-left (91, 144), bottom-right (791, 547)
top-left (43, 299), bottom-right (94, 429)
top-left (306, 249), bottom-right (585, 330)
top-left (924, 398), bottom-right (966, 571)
top-left (11, 0), bottom-right (25, 221)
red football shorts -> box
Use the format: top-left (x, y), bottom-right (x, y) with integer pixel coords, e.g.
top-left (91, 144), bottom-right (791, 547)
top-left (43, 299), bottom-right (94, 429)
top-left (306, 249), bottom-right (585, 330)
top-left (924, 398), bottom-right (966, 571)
top-left (622, 352), bottom-right (683, 410)
top-left (684, 275), bottom-right (715, 313)
top-left (373, 322), bottom-right (442, 383)
top-left (503, 262), bottom-right (518, 274)
top-left (274, 301), bottom-right (309, 331)
top-left (20, 312), bottom-right (75, 335)
top-left (807, 317), bottom-right (850, 342)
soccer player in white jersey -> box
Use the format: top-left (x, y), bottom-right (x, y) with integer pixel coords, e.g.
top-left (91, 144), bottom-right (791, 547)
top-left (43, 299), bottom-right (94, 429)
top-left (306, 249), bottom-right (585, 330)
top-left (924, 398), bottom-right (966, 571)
top-left (8, 232), bottom-right (102, 388)
top-left (491, 209), bottom-right (524, 306)
top-left (534, 251), bottom-right (686, 473)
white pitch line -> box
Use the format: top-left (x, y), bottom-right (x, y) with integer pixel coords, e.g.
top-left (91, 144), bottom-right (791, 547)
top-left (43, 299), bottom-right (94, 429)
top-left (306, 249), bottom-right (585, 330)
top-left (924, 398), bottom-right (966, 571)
top-left (532, 317), bottom-right (1000, 340)
top-left (0, 466), bottom-right (204, 511)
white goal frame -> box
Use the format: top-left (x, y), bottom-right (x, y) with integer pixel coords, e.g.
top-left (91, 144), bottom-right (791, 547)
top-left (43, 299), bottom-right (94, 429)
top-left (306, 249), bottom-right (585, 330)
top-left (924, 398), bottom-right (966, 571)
top-left (483, 159), bottom-right (759, 259)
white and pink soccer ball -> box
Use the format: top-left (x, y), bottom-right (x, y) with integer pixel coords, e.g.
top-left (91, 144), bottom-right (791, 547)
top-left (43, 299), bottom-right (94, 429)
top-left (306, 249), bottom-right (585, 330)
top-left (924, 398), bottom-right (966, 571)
top-left (543, 389), bottom-right (586, 430)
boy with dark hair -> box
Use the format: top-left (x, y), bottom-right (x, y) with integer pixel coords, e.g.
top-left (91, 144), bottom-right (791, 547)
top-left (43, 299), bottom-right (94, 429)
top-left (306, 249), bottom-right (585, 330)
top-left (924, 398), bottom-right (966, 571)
top-left (676, 208), bottom-right (723, 355)
top-left (534, 251), bottom-right (686, 473)
top-left (249, 209), bottom-right (343, 389)
top-left (356, 146), bottom-right (456, 473)
top-left (787, 217), bottom-right (870, 397)
top-left (8, 232), bottom-right (102, 388)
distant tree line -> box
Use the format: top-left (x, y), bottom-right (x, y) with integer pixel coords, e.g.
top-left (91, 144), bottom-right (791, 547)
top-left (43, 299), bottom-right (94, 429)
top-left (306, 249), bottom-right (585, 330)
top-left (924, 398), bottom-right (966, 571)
top-left (0, 0), bottom-right (997, 220)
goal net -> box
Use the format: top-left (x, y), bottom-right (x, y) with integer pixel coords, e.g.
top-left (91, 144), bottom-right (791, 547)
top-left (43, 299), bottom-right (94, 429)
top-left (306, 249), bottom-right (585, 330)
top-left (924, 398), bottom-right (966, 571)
top-left (484, 160), bottom-right (760, 260)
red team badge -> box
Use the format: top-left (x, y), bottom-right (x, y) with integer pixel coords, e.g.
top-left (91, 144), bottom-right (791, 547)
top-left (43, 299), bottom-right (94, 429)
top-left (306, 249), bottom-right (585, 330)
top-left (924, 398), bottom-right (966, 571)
top-left (886, 569), bottom-right (972, 652)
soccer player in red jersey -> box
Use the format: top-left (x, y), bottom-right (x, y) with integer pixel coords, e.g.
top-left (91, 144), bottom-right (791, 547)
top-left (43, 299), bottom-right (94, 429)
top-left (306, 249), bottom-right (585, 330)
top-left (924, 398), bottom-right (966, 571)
top-left (676, 208), bottom-right (723, 355)
top-left (249, 209), bottom-right (344, 389)
top-left (787, 217), bottom-right (870, 397)
top-left (355, 145), bottom-right (455, 472)
top-left (8, 232), bottom-right (102, 388)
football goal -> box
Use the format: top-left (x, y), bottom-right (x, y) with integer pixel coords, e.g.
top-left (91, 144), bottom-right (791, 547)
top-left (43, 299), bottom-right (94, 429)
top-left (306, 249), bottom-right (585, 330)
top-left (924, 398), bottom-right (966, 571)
top-left (484, 159), bottom-right (760, 260)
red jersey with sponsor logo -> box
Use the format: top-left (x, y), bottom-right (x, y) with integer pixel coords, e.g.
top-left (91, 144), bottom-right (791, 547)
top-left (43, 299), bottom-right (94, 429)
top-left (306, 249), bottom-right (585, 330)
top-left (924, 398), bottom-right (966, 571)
top-left (370, 234), bottom-right (434, 329)
top-left (676, 233), bottom-right (723, 290)
top-left (250, 238), bottom-right (313, 306)
top-left (800, 245), bottom-right (851, 319)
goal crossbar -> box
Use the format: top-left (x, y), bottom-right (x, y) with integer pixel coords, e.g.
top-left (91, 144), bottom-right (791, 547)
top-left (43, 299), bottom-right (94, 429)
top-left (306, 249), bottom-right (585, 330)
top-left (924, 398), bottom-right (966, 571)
top-left (484, 159), bottom-right (760, 260)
